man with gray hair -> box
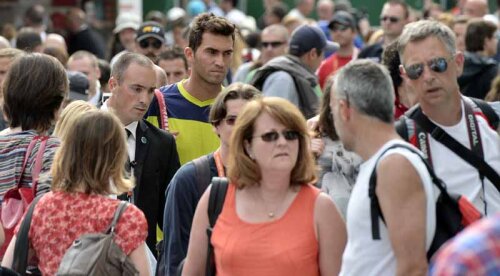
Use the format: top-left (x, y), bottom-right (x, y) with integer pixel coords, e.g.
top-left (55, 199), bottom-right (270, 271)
top-left (332, 60), bottom-right (436, 275)
top-left (396, 20), bottom-right (500, 216)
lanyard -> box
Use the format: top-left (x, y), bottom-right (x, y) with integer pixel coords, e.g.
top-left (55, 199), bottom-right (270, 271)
top-left (213, 148), bottom-right (225, 177)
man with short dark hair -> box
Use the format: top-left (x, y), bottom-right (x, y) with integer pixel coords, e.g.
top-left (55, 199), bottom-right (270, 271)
top-left (458, 19), bottom-right (498, 99)
top-left (251, 24), bottom-right (337, 118)
top-left (156, 47), bottom-right (189, 84)
top-left (145, 13), bottom-right (236, 165)
top-left (358, 0), bottom-right (409, 62)
top-left (67, 51), bottom-right (102, 106)
top-left (317, 10), bottom-right (359, 89)
top-left (104, 52), bottom-right (180, 255)
top-left (65, 8), bottom-right (106, 59)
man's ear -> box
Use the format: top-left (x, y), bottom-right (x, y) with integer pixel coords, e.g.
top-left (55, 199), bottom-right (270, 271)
top-left (454, 51), bottom-right (465, 76)
top-left (108, 76), bottom-right (118, 91)
top-left (184, 47), bottom-right (194, 64)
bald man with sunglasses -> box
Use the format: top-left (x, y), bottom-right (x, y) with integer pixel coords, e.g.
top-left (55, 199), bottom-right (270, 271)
top-left (396, 20), bottom-right (500, 216)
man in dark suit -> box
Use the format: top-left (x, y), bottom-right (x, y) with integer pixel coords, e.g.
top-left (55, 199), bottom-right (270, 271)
top-left (105, 52), bottom-right (180, 255)
top-left (65, 8), bottom-right (106, 59)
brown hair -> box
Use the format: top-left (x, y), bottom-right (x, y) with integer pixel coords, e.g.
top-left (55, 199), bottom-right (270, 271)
top-left (188, 13), bottom-right (236, 53)
top-left (43, 46), bottom-right (69, 67)
top-left (51, 110), bottom-right (133, 195)
top-left (157, 46), bottom-right (188, 70)
top-left (465, 19), bottom-right (497, 52)
top-left (317, 77), bottom-right (339, 141)
top-left (486, 75), bottom-right (500, 102)
top-left (228, 97), bottom-right (317, 188)
top-left (209, 82), bottom-right (261, 126)
top-left (111, 52), bottom-right (154, 84)
top-left (3, 53), bottom-right (68, 132)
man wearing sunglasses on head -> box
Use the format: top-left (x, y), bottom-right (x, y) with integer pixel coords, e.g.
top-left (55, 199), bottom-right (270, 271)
top-left (135, 21), bottom-right (166, 62)
top-left (396, 20), bottom-right (500, 217)
top-left (358, 0), bottom-right (409, 63)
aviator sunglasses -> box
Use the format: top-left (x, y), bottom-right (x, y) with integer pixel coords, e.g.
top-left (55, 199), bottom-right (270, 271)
top-left (403, 56), bottom-right (453, 80)
top-left (139, 39), bottom-right (162, 49)
top-left (253, 130), bottom-right (300, 142)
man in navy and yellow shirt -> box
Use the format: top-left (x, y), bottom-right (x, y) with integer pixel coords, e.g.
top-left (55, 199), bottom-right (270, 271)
top-left (146, 13), bottom-right (236, 165)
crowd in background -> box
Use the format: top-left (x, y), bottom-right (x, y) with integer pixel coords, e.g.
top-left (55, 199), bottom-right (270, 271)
top-left (0, 0), bottom-right (499, 275)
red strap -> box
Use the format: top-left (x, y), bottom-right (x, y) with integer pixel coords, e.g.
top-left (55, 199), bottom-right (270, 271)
top-left (16, 136), bottom-right (48, 195)
top-left (31, 136), bottom-right (48, 195)
top-left (155, 89), bottom-right (169, 131)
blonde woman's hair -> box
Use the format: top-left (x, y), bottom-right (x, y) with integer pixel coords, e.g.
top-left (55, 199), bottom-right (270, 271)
top-left (228, 97), bottom-right (317, 188)
top-left (53, 100), bottom-right (96, 141)
top-left (51, 110), bottom-right (133, 195)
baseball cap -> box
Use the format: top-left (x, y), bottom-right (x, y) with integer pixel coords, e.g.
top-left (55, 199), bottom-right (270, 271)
top-left (328, 11), bottom-right (356, 30)
top-left (114, 13), bottom-right (141, 34)
top-left (136, 21), bottom-right (165, 43)
top-left (289, 24), bottom-right (339, 56)
top-left (67, 71), bottom-right (89, 101)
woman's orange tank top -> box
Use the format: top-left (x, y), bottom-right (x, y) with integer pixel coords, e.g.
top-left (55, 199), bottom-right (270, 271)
top-left (211, 183), bottom-right (321, 276)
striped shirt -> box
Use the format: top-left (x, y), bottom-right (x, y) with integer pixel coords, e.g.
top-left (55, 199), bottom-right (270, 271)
top-left (0, 131), bottom-right (60, 202)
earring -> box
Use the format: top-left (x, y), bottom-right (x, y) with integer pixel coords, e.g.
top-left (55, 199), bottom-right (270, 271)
top-left (248, 152), bottom-right (255, 160)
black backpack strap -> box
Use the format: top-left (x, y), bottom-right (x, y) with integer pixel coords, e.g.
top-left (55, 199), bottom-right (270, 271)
top-left (370, 143), bottom-right (449, 240)
top-left (412, 108), bottom-right (500, 190)
top-left (470, 97), bottom-right (500, 130)
top-left (395, 116), bottom-right (409, 141)
top-left (12, 196), bottom-right (43, 274)
top-left (205, 177), bottom-right (229, 276)
top-left (193, 155), bottom-right (212, 195)
top-left (106, 201), bottom-right (128, 234)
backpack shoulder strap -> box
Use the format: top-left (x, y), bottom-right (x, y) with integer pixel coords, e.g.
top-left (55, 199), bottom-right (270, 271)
top-left (369, 143), bottom-right (446, 240)
top-left (469, 97), bottom-right (500, 130)
top-left (12, 195), bottom-right (43, 273)
top-left (207, 177), bottom-right (229, 227)
top-left (193, 155), bottom-right (212, 195)
top-left (205, 177), bottom-right (229, 276)
top-left (106, 201), bottom-right (128, 234)
top-left (395, 116), bottom-right (410, 141)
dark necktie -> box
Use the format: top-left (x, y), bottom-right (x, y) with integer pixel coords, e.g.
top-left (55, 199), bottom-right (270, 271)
top-left (125, 128), bottom-right (132, 174)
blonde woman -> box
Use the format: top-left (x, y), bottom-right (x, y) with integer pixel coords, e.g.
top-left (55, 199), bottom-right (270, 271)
top-left (2, 111), bottom-right (150, 275)
top-left (53, 100), bottom-right (96, 140)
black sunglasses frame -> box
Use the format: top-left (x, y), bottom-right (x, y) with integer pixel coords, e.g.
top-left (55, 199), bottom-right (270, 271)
top-left (261, 41), bottom-right (285, 48)
top-left (139, 39), bottom-right (163, 49)
top-left (253, 130), bottom-right (301, 142)
top-left (380, 16), bottom-right (400, 23)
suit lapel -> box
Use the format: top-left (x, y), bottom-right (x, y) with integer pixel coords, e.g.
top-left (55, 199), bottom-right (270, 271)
top-left (134, 120), bottom-right (150, 195)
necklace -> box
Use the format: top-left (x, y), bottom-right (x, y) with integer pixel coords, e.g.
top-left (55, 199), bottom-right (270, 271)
top-left (252, 186), bottom-right (290, 219)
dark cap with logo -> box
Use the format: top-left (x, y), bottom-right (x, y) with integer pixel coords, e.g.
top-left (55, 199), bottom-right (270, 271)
top-left (289, 24), bottom-right (339, 56)
top-left (67, 71), bottom-right (89, 101)
top-left (328, 11), bottom-right (356, 30)
top-left (136, 21), bottom-right (165, 43)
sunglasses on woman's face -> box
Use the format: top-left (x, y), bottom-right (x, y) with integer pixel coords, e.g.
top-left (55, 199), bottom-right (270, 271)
top-left (139, 39), bottom-right (162, 49)
top-left (403, 56), bottom-right (453, 80)
top-left (253, 130), bottom-right (300, 142)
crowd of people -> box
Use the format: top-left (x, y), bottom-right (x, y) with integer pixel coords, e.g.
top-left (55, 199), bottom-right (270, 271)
top-left (0, 0), bottom-right (499, 275)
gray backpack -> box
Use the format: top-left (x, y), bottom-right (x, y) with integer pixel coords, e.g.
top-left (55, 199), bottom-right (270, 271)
top-left (56, 201), bottom-right (139, 276)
